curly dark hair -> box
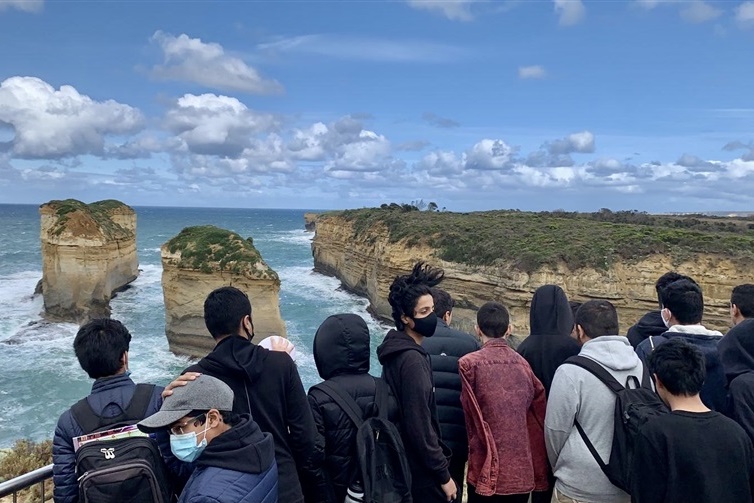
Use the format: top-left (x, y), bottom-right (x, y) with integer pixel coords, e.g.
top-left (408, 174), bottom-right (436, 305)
top-left (388, 261), bottom-right (444, 330)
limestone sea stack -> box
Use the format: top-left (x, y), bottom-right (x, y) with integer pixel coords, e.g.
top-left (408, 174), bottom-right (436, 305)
top-left (39, 199), bottom-right (138, 323)
top-left (161, 225), bottom-right (287, 358)
top-left (304, 213), bottom-right (319, 232)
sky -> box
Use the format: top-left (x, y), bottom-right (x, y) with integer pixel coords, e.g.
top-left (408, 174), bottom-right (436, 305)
top-left (0, 0), bottom-right (753, 212)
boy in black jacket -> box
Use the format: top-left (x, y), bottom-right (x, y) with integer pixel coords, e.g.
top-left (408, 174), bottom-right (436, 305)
top-left (377, 262), bottom-right (457, 503)
top-left (631, 339), bottom-right (754, 503)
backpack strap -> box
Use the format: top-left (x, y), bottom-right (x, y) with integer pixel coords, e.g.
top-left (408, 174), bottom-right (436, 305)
top-left (317, 381), bottom-right (364, 428)
top-left (573, 420), bottom-right (609, 471)
top-left (70, 383), bottom-right (155, 433)
top-left (564, 355), bottom-right (625, 394)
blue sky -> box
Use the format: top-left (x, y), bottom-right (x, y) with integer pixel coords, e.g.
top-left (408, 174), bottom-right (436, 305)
top-left (0, 0), bottom-right (753, 211)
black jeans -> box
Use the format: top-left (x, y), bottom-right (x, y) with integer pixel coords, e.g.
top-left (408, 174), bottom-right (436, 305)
top-left (468, 484), bottom-right (530, 503)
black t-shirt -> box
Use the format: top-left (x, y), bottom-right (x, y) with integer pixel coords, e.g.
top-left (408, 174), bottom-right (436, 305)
top-left (631, 410), bottom-right (754, 503)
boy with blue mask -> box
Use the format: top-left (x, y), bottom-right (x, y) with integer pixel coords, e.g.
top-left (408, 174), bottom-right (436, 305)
top-left (139, 375), bottom-right (278, 503)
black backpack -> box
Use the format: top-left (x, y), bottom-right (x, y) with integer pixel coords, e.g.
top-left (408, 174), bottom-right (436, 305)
top-left (564, 356), bottom-right (669, 493)
top-left (71, 384), bottom-right (173, 503)
top-left (317, 378), bottom-right (412, 503)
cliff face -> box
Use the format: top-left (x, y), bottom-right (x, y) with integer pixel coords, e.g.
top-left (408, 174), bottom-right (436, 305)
top-left (161, 225), bottom-right (287, 358)
top-left (312, 214), bottom-right (751, 334)
top-left (39, 200), bottom-right (138, 323)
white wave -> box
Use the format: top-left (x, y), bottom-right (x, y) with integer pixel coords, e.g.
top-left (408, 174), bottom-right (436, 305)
top-left (263, 230), bottom-right (313, 246)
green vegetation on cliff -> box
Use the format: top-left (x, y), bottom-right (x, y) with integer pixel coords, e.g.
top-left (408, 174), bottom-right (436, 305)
top-left (43, 199), bottom-right (134, 239)
top-left (165, 225), bottom-right (278, 279)
top-left (332, 207), bottom-right (754, 271)
top-left (0, 439), bottom-right (52, 501)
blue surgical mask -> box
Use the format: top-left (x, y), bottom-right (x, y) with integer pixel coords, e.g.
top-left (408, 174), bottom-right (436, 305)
top-left (170, 423), bottom-right (209, 462)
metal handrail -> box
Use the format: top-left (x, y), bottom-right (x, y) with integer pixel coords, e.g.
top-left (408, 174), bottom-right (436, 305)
top-left (0, 463), bottom-right (53, 501)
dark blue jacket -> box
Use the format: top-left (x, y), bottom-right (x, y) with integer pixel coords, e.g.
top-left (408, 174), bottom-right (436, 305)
top-left (636, 326), bottom-right (726, 411)
top-left (178, 415), bottom-right (278, 503)
top-left (52, 374), bottom-right (182, 503)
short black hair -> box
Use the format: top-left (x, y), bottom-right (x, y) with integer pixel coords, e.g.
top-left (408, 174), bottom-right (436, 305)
top-left (661, 279), bottom-right (703, 325)
top-left (431, 288), bottom-right (454, 318)
top-left (188, 409), bottom-right (241, 427)
top-left (575, 300), bottom-right (619, 339)
top-left (732, 284), bottom-right (754, 318)
top-left (655, 272), bottom-right (697, 308)
top-left (648, 338), bottom-right (706, 396)
top-left (476, 301), bottom-right (509, 338)
top-left (74, 318), bottom-right (132, 379)
top-left (388, 262), bottom-right (444, 331)
top-left (204, 286), bottom-right (252, 339)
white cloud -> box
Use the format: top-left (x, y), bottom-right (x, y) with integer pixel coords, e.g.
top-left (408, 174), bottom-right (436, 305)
top-left (258, 35), bottom-right (467, 63)
top-left (164, 93), bottom-right (279, 157)
top-left (0, 76), bottom-right (143, 159)
top-left (680, 1), bottom-right (722, 23)
top-left (518, 65), bottom-right (547, 79)
top-left (736, 1), bottom-right (754, 26)
top-left (406, 0), bottom-right (476, 21)
top-left (635, 0), bottom-right (662, 9)
top-left (554, 0), bottom-right (586, 26)
top-left (150, 31), bottom-right (283, 95)
top-left (0, 0), bottom-right (42, 12)
top-left (466, 139), bottom-right (517, 170)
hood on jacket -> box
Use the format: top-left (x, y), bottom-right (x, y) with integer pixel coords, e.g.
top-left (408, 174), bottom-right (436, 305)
top-left (529, 285), bottom-right (574, 337)
top-left (666, 324), bottom-right (723, 337)
top-left (313, 314), bottom-right (370, 379)
top-left (580, 335), bottom-right (640, 371)
top-left (197, 414), bottom-right (275, 474)
top-left (376, 329), bottom-right (426, 364)
top-left (627, 311), bottom-right (667, 348)
top-left (197, 335), bottom-right (270, 386)
top-left (718, 319), bottom-right (754, 383)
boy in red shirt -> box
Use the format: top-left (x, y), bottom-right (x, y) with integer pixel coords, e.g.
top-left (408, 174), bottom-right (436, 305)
top-left (460, 301), bottom-right (549, 502)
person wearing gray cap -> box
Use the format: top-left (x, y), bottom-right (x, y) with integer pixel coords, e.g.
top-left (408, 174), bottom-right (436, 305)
top-left (139, 374), bottom-right (278, 503)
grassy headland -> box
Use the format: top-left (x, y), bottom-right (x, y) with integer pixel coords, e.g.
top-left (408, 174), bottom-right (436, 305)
top-left (165, 225), bottom-right (278, 279)
top-left (330, 207), bottom-right (754, 272)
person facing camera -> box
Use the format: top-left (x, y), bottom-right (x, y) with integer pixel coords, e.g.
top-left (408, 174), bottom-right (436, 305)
top-left (138, 374), bottom-right (278, 503)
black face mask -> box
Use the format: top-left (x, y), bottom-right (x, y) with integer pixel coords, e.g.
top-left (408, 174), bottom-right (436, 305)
top-left (243, 321), bottom-right (255, 342)
top-left (412, 312), bottom-right (438, 338)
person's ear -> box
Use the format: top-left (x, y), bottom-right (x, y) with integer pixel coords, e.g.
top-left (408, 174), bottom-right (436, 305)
top-left (443, 311), bottom-right (452, 325)
top-left (504, 325), bottom-right (512, 338)
top-left (121, 351), bottom-right (129, 371)
top-left (576, 325), bottom-right (587, 344)
top-left (474, 324), bottom-right (483, 339)
top-left (207, 409), bottom-right (222, 428)
top-left (401, 314), bottom-right (413, 328)
top-left (732, 304), bottom-right (741, 319)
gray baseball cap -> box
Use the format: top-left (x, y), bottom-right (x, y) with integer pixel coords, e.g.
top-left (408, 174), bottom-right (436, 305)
top-left (138, 375), bottom-right (234, 432)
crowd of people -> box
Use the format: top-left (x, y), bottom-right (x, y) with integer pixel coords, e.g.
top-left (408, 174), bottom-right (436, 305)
top-left (50, 263), bottom-right (754, 503)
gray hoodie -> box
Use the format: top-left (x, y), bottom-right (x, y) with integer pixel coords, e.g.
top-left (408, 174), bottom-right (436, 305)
top-left (545, 336), bottom-right (643, 503)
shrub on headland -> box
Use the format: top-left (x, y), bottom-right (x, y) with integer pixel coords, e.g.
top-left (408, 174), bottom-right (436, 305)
top-left (331, 207), bottom-right (754, 272)
top-left (0, 439), bottom-right (53, 502)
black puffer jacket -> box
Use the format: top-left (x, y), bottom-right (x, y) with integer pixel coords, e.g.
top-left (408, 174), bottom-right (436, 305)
top-left (422, 319), bottom-right (479, 462)
top-left (626, 310), bottom-right (667, 349)
top-left (720, 318), bottom-right (754, 442)
top-left (308, 314), bottom-right (399, 503)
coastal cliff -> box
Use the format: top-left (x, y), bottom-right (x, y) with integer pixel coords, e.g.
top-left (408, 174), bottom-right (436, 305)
top-left (312, 208), bottom-right (754, 334)
top-left (161, 225), bottom-right (287, 358)
top-left (304, 213), bottom-right (318, 232)
top-left (39, 199), bottom-right (138, 323)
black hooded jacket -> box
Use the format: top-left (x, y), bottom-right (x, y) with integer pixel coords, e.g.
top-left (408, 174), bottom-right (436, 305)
top-left (627, 310), bottom-right (667, 349)
top-left (184, 335), bottom-right (320, 503)
top-left (720, 318), bottom-right (754, 443)
top-left (377, 329), bottom-right (451, 490)
top-left (308, 314), bottom-right (399, 503)
top-left (421, 319), bottom-right (480, 462)
top-left (516, 285), bottom-right (580, 395)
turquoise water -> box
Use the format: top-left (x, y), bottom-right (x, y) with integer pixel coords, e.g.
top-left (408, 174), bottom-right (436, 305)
top-left (0, 205), bottom-right (389, 447)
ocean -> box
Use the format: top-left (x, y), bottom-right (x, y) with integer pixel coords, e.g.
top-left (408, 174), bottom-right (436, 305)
top-left (0, 204), bottom-right (389, 448)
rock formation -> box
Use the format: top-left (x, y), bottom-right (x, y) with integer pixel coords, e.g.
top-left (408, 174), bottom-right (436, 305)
top-left (39, 199), bottom-right (138, 323)
top-left (304, 213), bottom-right (318, 232)
top-left (161, 225), bottom-right (287, 358)
top-left (312, 211), bottom-right (754, 334)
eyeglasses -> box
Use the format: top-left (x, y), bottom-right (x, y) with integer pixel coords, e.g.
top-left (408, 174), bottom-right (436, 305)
top-left (170, 414), bottom-right (205, 435)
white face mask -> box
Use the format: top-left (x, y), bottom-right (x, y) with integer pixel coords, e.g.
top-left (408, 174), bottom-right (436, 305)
top-left (661, 308), bottom-right (672, 329)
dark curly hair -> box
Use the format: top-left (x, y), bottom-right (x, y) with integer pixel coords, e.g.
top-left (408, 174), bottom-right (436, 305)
top-left (388, 261), bottom-right (444, 330)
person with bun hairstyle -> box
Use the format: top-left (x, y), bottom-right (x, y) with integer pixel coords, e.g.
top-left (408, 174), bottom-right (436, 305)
top-left (377, 262), bottom-right (458, 503)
